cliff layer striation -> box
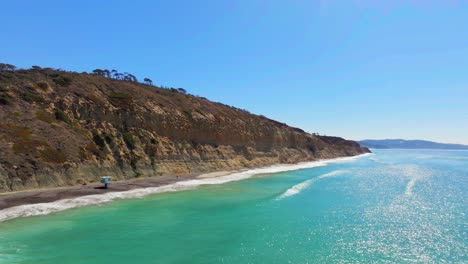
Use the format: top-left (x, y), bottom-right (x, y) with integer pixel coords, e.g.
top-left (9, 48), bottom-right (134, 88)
top-left (0, 68), bottom-right (369, 192)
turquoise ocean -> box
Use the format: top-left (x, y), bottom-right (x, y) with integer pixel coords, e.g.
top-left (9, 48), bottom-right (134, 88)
top-left (0, 149), bottom-right (466, 263)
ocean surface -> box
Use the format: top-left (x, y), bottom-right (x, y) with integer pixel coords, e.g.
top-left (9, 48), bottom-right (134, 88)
top-left (0, 149), bottom-right (466, 263)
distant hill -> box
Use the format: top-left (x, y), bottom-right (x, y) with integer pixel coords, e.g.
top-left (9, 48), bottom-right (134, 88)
top-left (359, 139), bottom-right (468, 150)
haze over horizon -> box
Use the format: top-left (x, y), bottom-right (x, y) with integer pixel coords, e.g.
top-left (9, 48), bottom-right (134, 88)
top-left (2, 0), bottom-right (467, 144)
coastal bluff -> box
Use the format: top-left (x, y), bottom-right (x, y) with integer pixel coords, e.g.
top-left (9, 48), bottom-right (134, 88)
top-left (0, 67), bottom-right (369, 192)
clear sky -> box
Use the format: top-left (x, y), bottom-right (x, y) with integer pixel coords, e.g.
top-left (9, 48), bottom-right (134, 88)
top-left (2, 0), bottom-right (468, 144)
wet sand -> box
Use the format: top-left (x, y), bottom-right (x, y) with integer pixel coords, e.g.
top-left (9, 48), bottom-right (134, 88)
top-left (0, 171), bottom-right (237, 210)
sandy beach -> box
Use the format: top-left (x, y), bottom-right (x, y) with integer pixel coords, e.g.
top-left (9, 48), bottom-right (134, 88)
top-left (0, 153), bottom-right (372, 223)
top-left (0, 171), bottom-right (238, 210)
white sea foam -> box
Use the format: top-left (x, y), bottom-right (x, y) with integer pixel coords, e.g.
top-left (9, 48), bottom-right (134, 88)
top-left (405, 178), bottom-right (417, 196)
top-left (277, 170), bottom-right (349, 200)
top-left (0, 153), bottom-right (371, 222)
top-left (279, 179), bottom-right (315, 198)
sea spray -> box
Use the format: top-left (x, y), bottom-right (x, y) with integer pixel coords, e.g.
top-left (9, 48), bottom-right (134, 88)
top-left (0, 153), bottom-right (371, 222)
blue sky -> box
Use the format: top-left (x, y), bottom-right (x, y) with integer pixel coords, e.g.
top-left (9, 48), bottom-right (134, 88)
top-left (2, 0), bottom-right (468, 144)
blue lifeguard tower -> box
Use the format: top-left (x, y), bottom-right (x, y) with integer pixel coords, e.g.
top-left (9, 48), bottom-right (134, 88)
top-left (100, 176), bottom-right (110, 189)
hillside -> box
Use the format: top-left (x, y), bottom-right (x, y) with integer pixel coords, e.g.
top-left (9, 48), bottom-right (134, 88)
top-left (359, 139), bottom-right (468, 150)
top-left (0, 67), bottom-right (369, 192)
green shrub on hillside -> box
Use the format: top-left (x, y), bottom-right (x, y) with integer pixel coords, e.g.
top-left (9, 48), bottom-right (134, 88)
top-left (109, 92), bottom-right (131, 99)
top-left (0, 94), bottom-right (11, 105)
top-left (183, 110), bottom-right (193, 120)
top-left (52, 76), bottom-right (72, 87)
top-left (36, 110), bottom-right (55, 123)
top-left (54, 109), bottom-right (71, 124)
top-left (40, 147), bottom-right (67, 163)
top-left (36, 81), bottom-right (49, 90)
top-left (22, 91), bottom-right (44, 103)
top-left (0, 72), bottom-right (15, 79)
top-left (85, 142), bottom-right (104, 158)
top-left (122, 133), bottom-right (135, 150)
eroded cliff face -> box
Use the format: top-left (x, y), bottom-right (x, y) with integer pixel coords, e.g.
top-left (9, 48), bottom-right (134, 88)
top-left (0, 68), bottom-right (369, 192)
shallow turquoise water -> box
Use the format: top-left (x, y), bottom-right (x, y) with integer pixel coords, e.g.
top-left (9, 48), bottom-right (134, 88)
top-left (0, 150), bottom-right (466, 263)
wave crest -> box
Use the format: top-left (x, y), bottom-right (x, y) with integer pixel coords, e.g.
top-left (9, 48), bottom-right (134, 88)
top-left (0, 154), bottom-right (370, 222)
top-left (277, 170), bottom-right (349, 200)
top-left (405, 178), bottom-right (417, 196)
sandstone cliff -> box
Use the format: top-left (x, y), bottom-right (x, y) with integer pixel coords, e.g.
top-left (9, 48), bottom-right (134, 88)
top-left (0, 68), bottom-right (369, 192)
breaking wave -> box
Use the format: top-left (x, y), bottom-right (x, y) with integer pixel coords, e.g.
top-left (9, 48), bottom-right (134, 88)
top-left (405, 178), bottom-right (417, 196)
top-left (0, 153), bottom-right (371, 222)
top-left (277, 170), bottom-right (349, 200)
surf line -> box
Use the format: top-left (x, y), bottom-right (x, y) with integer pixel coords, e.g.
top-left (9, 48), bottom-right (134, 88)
top-left (0, 153), bottom-right (371, 222)
top-left (277, 170), bottom-right (349, 200)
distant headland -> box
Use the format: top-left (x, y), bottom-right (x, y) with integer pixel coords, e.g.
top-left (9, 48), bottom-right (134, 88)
top-left (359, 139), bottom-right (468, 150)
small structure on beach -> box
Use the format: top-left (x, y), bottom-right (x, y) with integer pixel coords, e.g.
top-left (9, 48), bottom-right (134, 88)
top-left (100, 176), bottom-right (111, 189)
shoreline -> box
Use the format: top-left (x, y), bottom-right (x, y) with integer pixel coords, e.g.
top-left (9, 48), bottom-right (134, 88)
top-left (0, 153), bottom-right (371, 222)
top-left (0, 171), bottom-right (240, 210)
